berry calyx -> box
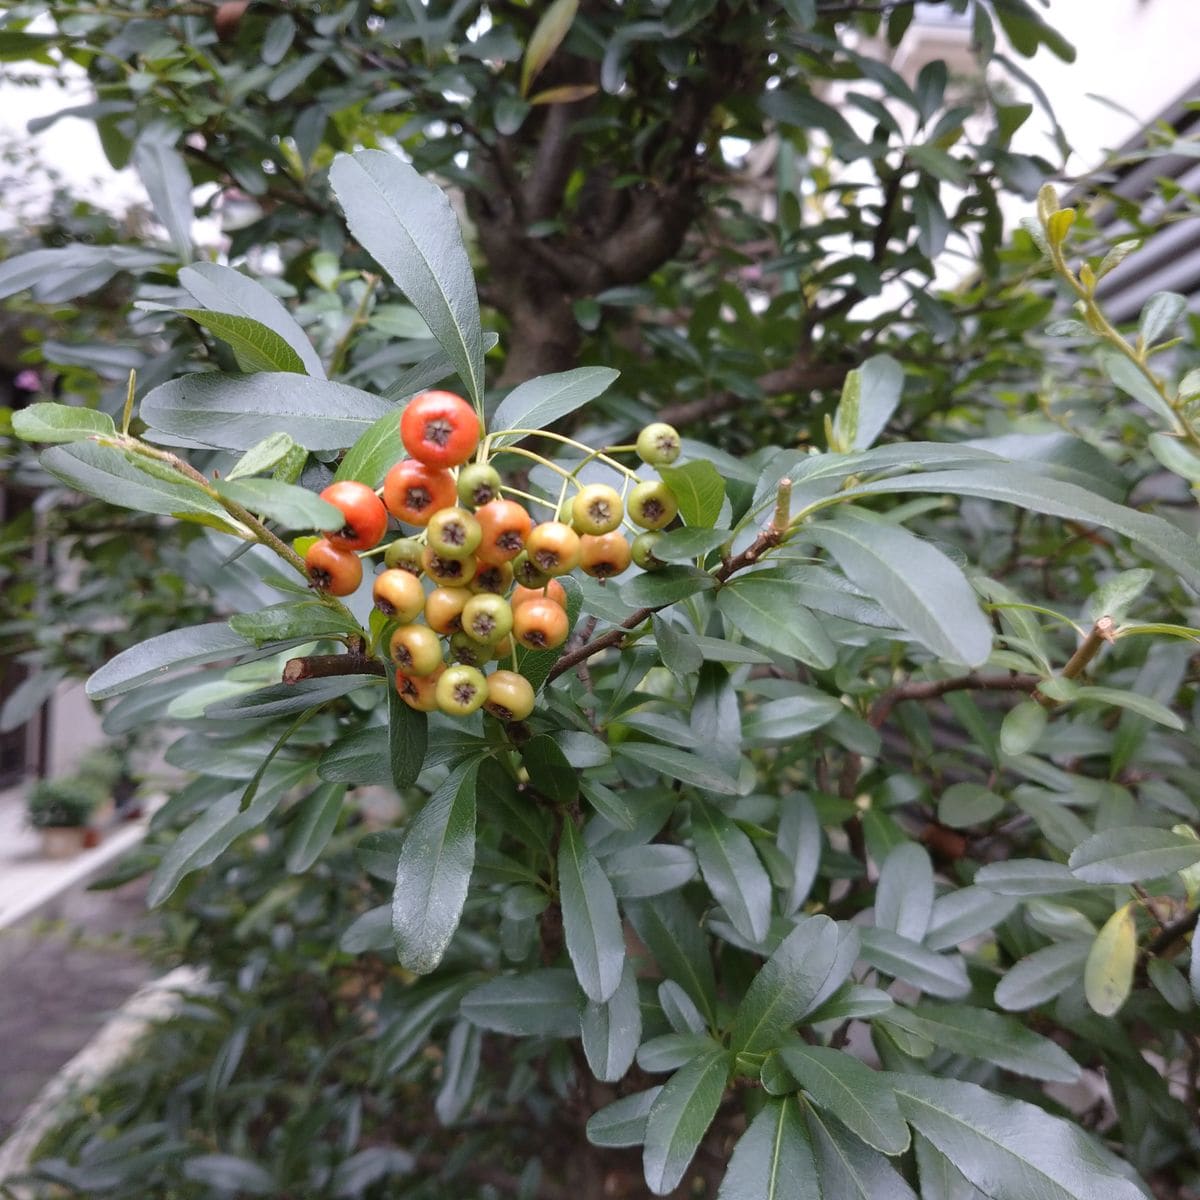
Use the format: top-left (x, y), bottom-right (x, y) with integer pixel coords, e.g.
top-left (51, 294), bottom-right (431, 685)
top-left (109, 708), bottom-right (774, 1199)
top-left (449, 630), bottom-right (490, 668)
top-left (636, 422), bottom-right (682, 466)
top-left (373, 568), bottom-right (424, 620)
top-left (457, 462), bottom-right (503, 509)
top-left (475, 499), bottom-right (533, 565)
top-left (571, 483), bottom-right (624, 536)
top-left (512, 596), bottom-right (569, 651)
top-left (436, 664), bottom-right (488, 716)
top-left (512, 552), bottom-right (550, 589)
top-left (389, 624), bottom-right (444, 676)
top-left (462, 593), bottom-right (514, 644)
top-left (383, 537), bottom-right (424, 575)
top-left (383, 460), bottom-right (457, 527)
top-left (305, 539), bottom-right (363, 596)
top-left (425, 586), bottom-right (471, 634)
top-left (627, 480), bottom-right (679, 530)
top-left (525, 522), bottom-right (582, 577)
top-left (421, 545), bottom-right (478, 588)
top-left (470, 561), bottom-right (514, 595)
top-left (631, 531), bottom-right (666, 571)
top-left (484, 671), bottom-right (535, 722)
top-left (400, 390), bottom-right (480, 468)
top-left (396, 665), bottom-right (443, 712)
top-left (319, 481), bottom-right (388, 551)
top-left (511, 579), bottom-right (567, 611)
top-left (580, 531), bottom-right (632, 578)
top-left (426, 507), bottom-right (482, 559)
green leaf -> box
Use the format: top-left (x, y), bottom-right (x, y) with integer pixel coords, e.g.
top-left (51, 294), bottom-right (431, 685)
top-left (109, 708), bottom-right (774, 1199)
top-left (175, 309), bottom-right (306, 374)
top-left (133, 135), bottom-right (193, 260)
top-left (206, 676), bottom-right (377, 719)
top-left (559, 820), bottom-right (625, 1003)
top-left (833, 355), bottom-right (903, 452)
top-left (643, 1048), bottom-right (730, 1196)
top-left (717, 1096), bottom-right (818, 1200)
top-left (182, 1155), bottom-right (275, 1195)
top-left (1139, 290), bottom-right (1187, 347)
top-left (40, 441), bottom-right (233, 525)
top-left (1072, 686), bottom-right (1185, 731)
top-left (716, 579), bottom-right (836, 669)
top-left (810, 508), bottom-right (991, 666)
top-left (318, 727), bottom-right (391, 786)
top-left (618, 741), bottom-right (740, 794)
top-left (880, 1004), bottom-right (1080, 1083)
top-left (1083, 568), bottom-right (1153, 626)
top-left (334, 408), bottom-right (403, 487)
top-left (937, 783), bottom-right (1005, 829)
top-left (1000, 700), bottom-right (1047, 756)
top-left (742, 691), bottom-right (842, 742)
top-left (994, 941), bottom-right (1090, 1011)
top-left (626, 894), bottom-right (718, 1027)
top-left (657, 461), bottom-right (726, 528)
top-left (435, 1020), bottom-right (481, 1127)
top-left (603, 844), bottom-right (698, 898)
top-left (581, 959), bottom-right (642, 1082)
top-left (212, 477), bottom-right (344, 530)
top-left (622, 566), bottom-right (717, 608)
top-left (843, 465), bottom-right (1200, 593)
top-left (892, 1075), bottom-right (1147, 1200)
top-left (329, 150), bottom-right (485, 407)
top-left (653, 615), bottom-right (704, 677)
top-left (285, 783), bottom-right (346, 872)
top-left (87, 621), bottom-right (257, 700)
top-left (225, 432), bottom-right (298, 481)
top-left (652, 527), bottom-right (731, 563)
top-left (974, 859), bottom-right (1086, 896)
top-left (380, 333), bottom-right (500, 403)
top-left (1100, 350), bottom-right (1177, 427)
top-left (874, 843), bottom-right (934, 942)
top-left (523, 734), bottom-right (578, 803)
top-left (692, 799), bottom-right (772, 944)
top-left (141, 372), bottom-right (393, 451)
top-left (1069, 827), bottom-right (1200, 883)
top-left (388, 682), bottom-right (427, 789)
top-left (460, 969), bottom-right (582, 1037)
top-left (392, 762), bottom-right (479, 974)
top-left (229, 601), bottom-right (357, 646)
top-left (1084, 902), bottom-right (1136, 1017)
top-left (806, 1105), bottom-right (917, 1200)
top-left (857, 927), bottom-right (969, 998)
top-left (730, 915), bottom-right (843, 1057)
top-left (179, 263), bottom-right (325, 379)
top-left (776, 1045), bottom-right (909, 1154)
top-left (586, 1088), bottom-right (662, 1148)
top-left (1148, 431), bottom-right (1200, 482)
top-left (490, 366), bottom-right (619, 444)
top-left (12, 402), bottom-right (115, 444)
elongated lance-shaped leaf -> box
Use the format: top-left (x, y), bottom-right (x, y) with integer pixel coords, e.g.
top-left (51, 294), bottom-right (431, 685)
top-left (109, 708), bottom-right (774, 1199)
top-left (330, 150), bottom-right (485, 408)
top-left (559, 820), bottom-right (625, 1002)
top-left (717, 1096), bottom-right (819, 1200)
top-left (643, 1047), bottom-right (730, 1195)
top-left (392, 762), bottom-right (479, 974)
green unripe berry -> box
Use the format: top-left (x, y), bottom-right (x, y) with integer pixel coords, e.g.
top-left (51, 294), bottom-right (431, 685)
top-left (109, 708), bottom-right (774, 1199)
top-left (631, 531), bottom-right (666, 571)
top-left (462, 593), bottom-right (514, 644)
top-left (627, 481), bottom-right (679, 530)
top-left (436, 664), bottom-right (488, 716)
top-left (457, 462), bottom-right (502, 509)
top-left (383, 537), bottom-right (424, 575)
top-left (426, 507), bottom-right (482, 559)
top-left (571, 483), bottom-right (624, 535)
top-left (636, 422), bottom-right (681, 466)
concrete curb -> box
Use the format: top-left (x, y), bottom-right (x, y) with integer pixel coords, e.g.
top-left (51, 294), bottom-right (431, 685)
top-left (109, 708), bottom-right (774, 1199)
top-left (0, 965), bottom-right (205, 1191)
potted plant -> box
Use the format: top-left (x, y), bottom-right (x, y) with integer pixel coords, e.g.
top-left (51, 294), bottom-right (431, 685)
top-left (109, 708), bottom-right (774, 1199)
top-left (26, 774), bottom-right (104, 858)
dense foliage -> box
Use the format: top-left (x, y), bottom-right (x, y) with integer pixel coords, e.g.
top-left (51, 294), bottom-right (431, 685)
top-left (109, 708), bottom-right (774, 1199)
top-left (2, 3), bottom-right (1200, 1199)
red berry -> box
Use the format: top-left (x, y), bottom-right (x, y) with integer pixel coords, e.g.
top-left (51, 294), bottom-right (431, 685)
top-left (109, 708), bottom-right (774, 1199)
top-left (400, 390), bottom-right (480, 468)
top-left (305, 539), bottom-right (363, 596)
top-left (319, 481), bottom-right (388, 551)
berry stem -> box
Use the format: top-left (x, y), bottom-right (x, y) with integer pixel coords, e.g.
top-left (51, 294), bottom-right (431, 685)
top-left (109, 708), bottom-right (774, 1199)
top-left (485, 429), bottom-right (640, 479)
top-left (328, 273), bottom-right (379, 378)
top-left (490, 445), bottom-right (583, 485)
top-left (499, 484), bottom-right (560, 512)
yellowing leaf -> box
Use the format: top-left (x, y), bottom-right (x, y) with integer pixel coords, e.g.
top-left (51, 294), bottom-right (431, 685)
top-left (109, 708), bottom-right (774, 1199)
top-left (520, 0), bottom-right (578, 97)
top-left (1084, 902), bottom-right (1136, 1017)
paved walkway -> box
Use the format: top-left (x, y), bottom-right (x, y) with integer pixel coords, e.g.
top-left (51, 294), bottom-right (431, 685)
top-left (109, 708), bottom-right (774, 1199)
top-left (0, 795), bottom-right (157, 1143)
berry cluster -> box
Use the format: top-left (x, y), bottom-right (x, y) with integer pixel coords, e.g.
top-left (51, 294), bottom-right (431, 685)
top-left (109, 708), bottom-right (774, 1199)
top-left (302, 390), bottom-right (682, 720)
